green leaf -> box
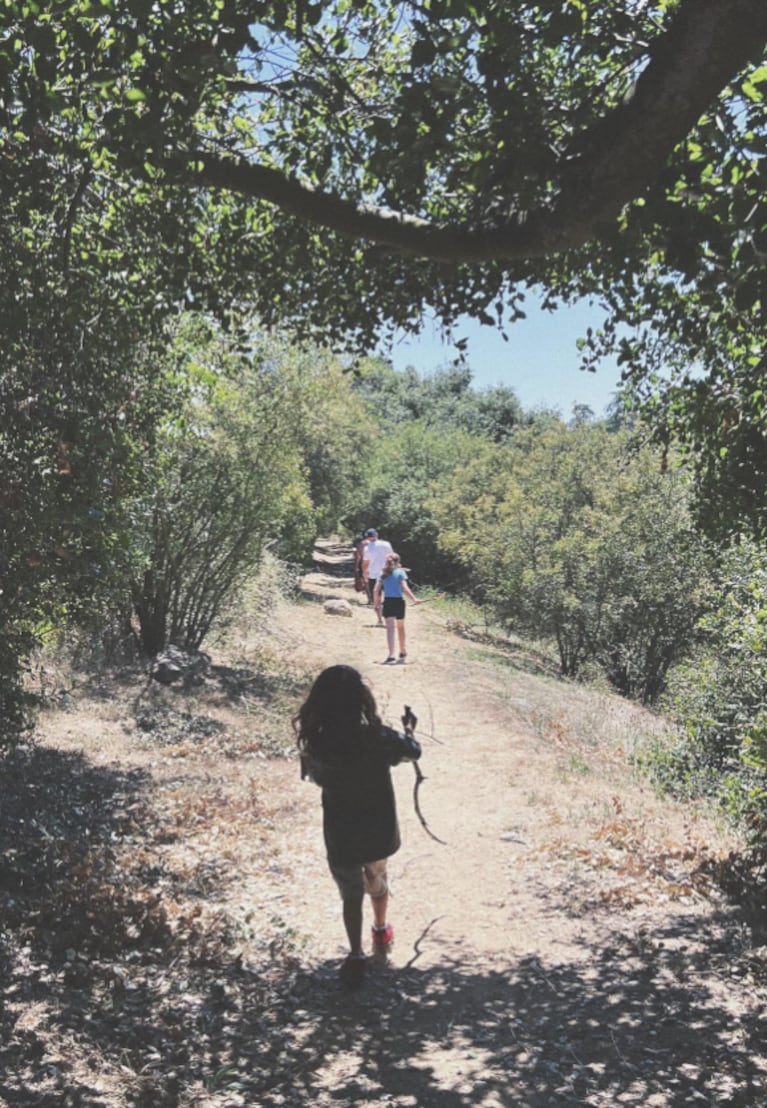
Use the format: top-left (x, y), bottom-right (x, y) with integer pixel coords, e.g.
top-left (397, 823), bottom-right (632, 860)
top-left (742, 79), bottom-right (764, 104)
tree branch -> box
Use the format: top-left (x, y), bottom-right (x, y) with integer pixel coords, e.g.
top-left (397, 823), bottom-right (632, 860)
top-left (224, 77), bottom-right (292, 95)
top-left (412, 760), bottom-right (447, 845)
top-left (556, 0), bottom-right (767, 233)
top-left (62, 162), bottom-right (93, 274)
top-left (167, 0), bottom-right (767, 264)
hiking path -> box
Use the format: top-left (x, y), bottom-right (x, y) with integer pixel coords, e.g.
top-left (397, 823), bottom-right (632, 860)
top-left (228, 540), bottom-right (763, 1107)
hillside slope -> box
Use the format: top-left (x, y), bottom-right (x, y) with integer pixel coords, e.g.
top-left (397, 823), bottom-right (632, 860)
top-left (7, 540), bottom-right (765, 1107)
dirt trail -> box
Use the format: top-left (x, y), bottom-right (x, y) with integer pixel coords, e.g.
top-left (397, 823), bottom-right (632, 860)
top-left (29, 540), bottom-right (766, 1107)
top-left (229, 542), bottom-right (766, 1107)
top-left (257, 548), bottom-right (638, 968)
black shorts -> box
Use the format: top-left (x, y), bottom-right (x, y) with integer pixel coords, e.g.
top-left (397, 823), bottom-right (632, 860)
top-left (382, 596), bottom-right (405, 620)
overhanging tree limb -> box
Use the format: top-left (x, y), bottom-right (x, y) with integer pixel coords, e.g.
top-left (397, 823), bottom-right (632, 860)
top-left (163, 0), bottom-right (767, 264)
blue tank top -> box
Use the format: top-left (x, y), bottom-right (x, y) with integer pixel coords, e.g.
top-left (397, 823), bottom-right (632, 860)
top-left (381, 568), bottom-right (408, 598)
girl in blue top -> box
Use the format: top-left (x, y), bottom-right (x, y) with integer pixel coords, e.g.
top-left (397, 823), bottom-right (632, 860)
top-left (374, 552), bottom-right (423, 664)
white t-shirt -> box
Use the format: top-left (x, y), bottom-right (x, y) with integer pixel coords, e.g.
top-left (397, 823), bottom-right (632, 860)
top-left (365, 539), bottom-right (393, 579)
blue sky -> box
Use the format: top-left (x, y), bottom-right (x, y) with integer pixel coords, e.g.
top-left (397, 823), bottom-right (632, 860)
top-left (386, 295), bottom-right (624, 417)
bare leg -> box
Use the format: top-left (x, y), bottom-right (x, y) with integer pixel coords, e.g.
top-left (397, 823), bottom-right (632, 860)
top-left (342, 897), bottom-right (364, 955)
top-left (385, 616), bottom-right (396, 657)
top-left (396, 618), bottom-right (406, 655)
top-left (370, 890), bottom-right (389, 929)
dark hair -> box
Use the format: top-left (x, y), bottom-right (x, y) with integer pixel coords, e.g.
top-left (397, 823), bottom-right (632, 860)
top-left (293, 665), bottom-right (381, 754)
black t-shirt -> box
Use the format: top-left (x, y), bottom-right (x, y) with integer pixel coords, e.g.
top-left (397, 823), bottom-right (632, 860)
top-left (302, 723), bottom-right (421, 866)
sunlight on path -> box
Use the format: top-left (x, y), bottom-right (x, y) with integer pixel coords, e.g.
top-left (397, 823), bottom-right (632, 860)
top-left (240, 542), bottom-right (760, 1107)
top-left (268, 543), bottom-right (673, 974)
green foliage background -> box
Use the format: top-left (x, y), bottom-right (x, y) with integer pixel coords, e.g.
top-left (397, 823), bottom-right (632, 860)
top-left (2, 0), bottom-right (767, 829)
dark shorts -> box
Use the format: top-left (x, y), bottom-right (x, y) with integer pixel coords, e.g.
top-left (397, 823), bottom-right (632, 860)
top-left (382, 596), bottom-right (405, 620)
top-left (328, 857), bottom-right (389, 901)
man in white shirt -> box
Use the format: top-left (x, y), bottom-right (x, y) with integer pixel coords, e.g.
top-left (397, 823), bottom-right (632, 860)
top-left (362, 528), bottom-right (393, 622)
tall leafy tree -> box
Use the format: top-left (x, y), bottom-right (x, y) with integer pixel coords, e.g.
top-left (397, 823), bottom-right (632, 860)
top-left (660, 541), bottom-right (767, 825)
top-left (352, 359), bottom-right (523, 441)
top-left (8, 1), bottom-right (759, 292)
top-left (128, 319), bottom-right (376, 655)
top-left (432, 422), bottom-right (713, 698)
top-left (345, 420), bottom-right (482, 589)
top-left (4, 4), bottom-right (767, 486)
top-left (3, 0), bottom-right (767, 739)
top-left (0, 135), bottom-right (190, 738)
top-left (267, 344), bottom-right (379, 539)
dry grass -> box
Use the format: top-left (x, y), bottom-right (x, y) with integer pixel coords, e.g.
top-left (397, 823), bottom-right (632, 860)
top-left (2, 555), bottom-right (766, 1106)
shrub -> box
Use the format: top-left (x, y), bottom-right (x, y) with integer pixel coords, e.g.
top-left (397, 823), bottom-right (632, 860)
top-left (658, 541), bottom-right (767, 833)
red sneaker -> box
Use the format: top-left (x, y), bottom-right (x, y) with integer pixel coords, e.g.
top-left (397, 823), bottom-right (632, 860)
top-left (372, 923), bottom-right (394, 948)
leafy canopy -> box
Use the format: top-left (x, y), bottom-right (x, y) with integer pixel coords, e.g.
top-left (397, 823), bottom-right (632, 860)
top-left (4, 0), bottom-right (767, 539)
top-left (3, 0), bottom-right (766, 343)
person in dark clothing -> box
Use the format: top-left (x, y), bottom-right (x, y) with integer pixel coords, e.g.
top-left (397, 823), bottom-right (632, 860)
top-left (294, 664), bottom-right (421, 987)
top-left (353, 532), bottom-right (370, 595)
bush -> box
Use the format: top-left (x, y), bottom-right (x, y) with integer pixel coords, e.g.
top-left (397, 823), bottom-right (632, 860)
top-left (344, 422), bottom-right (479, 591)
top-left (657, 541), bottom-right (767, 833)
top-left (433, 421), bottom-right (713, 697)
top-left (128, 321), bottom-right (310, 655)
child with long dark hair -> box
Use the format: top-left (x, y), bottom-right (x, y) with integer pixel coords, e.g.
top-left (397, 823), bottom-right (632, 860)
top-left (294, 664), bottom-right (421, 987)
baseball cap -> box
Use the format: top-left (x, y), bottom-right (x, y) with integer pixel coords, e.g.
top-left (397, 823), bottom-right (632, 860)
top-left (365, 528), bottom-right (377, 537)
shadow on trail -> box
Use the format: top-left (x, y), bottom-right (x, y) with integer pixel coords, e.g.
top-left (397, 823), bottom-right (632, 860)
top-left (298, 576), bottom-right (356, 600)
top-left (237, 913), bottom-right (764, 1106)
top-left (0, 743), bottom-right (150, 884)
top-left (2, 747), bottom-right (764, 1106)
top-left (209, 660), bottom-right (307, 703)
